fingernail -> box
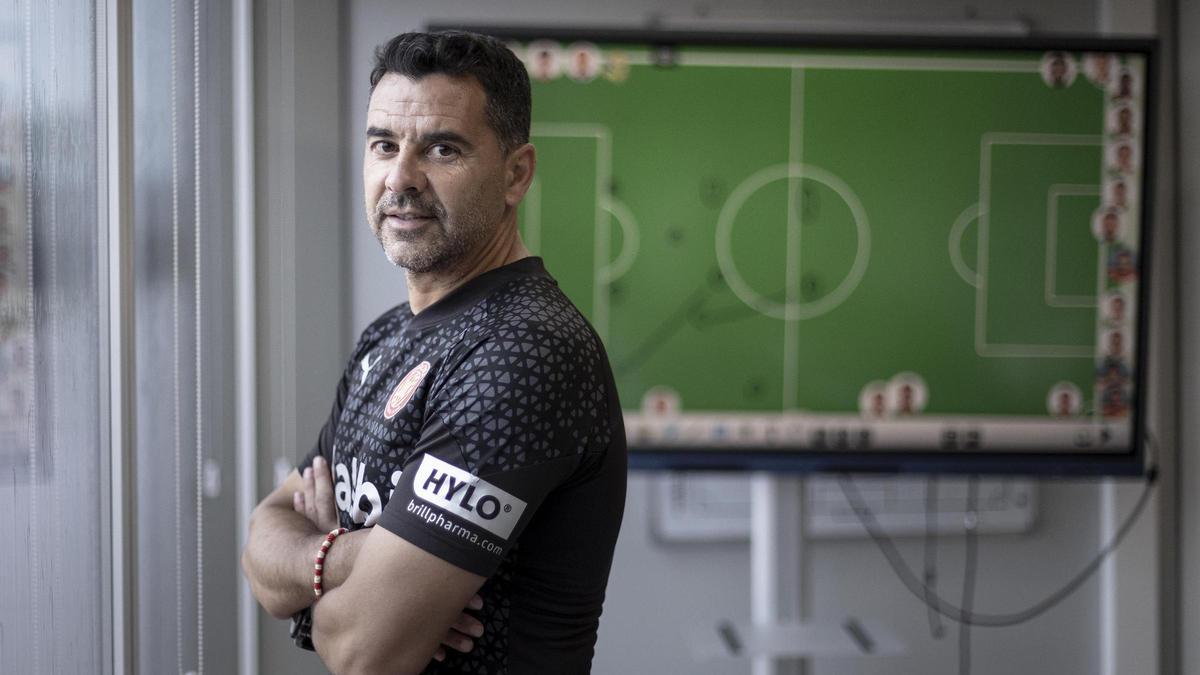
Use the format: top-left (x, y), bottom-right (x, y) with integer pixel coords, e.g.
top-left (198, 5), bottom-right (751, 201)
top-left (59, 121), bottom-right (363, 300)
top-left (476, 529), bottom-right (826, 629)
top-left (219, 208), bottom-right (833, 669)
top-left (471, 624), bottom-right (484, 637)
top-left (304, 467), bottom-right (312, 479)
top-left (315, 456), bottom-right (325, 468)
top-left (469, 595), bottom-right (483, 610)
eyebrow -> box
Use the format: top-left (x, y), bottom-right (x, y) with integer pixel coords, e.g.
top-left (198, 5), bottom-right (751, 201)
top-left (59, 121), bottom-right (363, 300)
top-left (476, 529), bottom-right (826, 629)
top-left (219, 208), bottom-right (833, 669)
top-left (364, 127), bottom-right (474, 150)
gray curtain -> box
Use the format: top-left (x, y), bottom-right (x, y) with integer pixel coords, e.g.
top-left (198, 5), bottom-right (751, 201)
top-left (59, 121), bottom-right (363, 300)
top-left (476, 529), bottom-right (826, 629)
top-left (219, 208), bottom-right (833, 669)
top-left (0, 0), bottom-right (239, 672)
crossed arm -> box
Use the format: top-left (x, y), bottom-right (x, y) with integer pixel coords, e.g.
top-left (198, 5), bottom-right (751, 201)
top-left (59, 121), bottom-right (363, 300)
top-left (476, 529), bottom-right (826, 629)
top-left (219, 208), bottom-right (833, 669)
top-left (240, 456), bottom-right (488, 673)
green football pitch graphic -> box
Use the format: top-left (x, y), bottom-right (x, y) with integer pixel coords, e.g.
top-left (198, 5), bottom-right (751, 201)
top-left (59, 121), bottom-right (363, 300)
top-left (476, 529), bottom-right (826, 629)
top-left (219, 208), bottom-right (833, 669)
top-left (518, 48), bottom-right (1138, 418)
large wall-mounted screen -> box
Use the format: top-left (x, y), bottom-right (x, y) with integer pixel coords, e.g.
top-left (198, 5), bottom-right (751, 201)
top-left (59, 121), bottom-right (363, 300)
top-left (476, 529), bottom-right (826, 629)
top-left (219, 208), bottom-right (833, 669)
top-left (445, 27), bottom-right (1155, 475)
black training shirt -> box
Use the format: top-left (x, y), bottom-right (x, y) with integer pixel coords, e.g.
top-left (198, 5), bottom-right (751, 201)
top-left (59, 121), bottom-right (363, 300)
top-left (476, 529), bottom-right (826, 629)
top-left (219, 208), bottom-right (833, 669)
top-left (300, 257), bottom-right (627, 674)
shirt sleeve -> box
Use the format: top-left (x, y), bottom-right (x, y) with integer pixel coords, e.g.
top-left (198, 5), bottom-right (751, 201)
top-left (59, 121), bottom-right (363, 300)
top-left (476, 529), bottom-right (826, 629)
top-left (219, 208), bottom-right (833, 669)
top-left (377, 325), bottom-right (610, 576)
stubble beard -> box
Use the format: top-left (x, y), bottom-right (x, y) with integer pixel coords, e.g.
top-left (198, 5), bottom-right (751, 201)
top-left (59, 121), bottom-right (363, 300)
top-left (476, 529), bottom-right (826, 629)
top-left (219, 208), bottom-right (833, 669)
top-left (372, 191), bottom-right (494, 274)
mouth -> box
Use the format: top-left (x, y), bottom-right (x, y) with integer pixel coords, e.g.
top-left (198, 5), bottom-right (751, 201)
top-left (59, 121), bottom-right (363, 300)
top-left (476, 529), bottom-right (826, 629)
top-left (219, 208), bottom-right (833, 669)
top-left (381, 212), bottom-right (436, 230)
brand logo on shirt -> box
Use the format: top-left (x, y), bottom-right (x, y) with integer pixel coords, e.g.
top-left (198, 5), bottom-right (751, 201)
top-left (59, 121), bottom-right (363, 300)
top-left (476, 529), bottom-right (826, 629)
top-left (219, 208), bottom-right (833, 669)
top-left (384, 361), bottom-right (431, 420)
top-left (412, 454), bottom-right (527, 539)
top-left (359, 352), bottom-right (382, 387)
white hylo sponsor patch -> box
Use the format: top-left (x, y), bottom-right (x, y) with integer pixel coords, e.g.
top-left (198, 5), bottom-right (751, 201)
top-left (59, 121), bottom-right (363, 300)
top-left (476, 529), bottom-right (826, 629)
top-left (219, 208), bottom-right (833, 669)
top-left (412, 454), bottom-right (527, 539)
top-left (384, 361), bottom-right (431, 420)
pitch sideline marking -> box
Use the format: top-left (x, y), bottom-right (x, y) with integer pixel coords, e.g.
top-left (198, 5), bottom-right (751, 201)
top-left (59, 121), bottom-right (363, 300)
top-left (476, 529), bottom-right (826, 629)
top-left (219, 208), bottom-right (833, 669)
top-left (976, 133), bottom-right (1102, 358)
top-left (619, 50), bottom-right (1040, 74)
top-left (1044, 183), bottom-right (1101, 308)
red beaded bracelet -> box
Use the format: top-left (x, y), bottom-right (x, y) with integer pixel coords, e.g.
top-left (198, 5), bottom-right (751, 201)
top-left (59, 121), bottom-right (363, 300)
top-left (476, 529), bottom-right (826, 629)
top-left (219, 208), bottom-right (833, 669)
top-left (313, 527), bottom-right (348, 599)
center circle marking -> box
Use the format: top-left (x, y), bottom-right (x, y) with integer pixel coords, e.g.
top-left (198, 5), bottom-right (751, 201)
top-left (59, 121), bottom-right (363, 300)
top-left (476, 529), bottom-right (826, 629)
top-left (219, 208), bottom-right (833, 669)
top-left (715, 163), bottom-right (871, 321)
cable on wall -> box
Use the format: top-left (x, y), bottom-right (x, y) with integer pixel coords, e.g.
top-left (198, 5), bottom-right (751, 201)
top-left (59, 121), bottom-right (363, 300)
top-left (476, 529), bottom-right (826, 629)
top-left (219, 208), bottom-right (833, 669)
top-left (958, 477), bottom-right (979, 675)
top-left (839, 452), bottom-right (1158, 628)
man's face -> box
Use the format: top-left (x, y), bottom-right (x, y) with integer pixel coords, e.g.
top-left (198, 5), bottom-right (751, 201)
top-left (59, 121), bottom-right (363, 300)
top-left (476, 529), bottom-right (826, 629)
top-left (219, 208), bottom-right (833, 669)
top-left (363, 73), bottom-right (509, 273)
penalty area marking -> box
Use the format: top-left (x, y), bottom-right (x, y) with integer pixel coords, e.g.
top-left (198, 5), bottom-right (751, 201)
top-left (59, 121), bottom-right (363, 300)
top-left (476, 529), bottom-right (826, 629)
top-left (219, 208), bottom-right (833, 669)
top-left (1044, 184), bottom-right (1101, 308)
top-left (714, 162), bottom-right (871, 322)
top-left (949, 202), bottom-right (981, 288)
top-left (597, 196), bottom-right (640, 284)
top-left (975, 133), bottom-right (1102, 358)
top-left (529, 123), bottom-right (613, 341)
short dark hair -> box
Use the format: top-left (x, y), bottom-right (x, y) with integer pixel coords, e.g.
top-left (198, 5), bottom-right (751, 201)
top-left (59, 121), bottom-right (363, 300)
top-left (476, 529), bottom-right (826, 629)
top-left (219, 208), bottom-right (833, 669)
top-left (369, 31), bottom-right (531, 153)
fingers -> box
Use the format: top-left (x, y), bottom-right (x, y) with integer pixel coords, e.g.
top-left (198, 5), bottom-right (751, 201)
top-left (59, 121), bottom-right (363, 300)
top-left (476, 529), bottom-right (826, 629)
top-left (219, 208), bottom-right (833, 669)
top-left (440, 628), bottom-right (474, 654)
top-left (432, 598), bottom-right (486, 662)
top-left (451, 611), bottom-right (484, 639)
top-left (292, 491), bottom-right (305, 513)
top-left (302, 466), bottom-right (318, 524)
top-left (312, 456), bottom-right (337, 530)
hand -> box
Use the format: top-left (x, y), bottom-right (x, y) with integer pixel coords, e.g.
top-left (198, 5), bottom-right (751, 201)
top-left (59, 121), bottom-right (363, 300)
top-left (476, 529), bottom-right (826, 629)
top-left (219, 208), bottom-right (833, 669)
top-left (432, 594), bottom-right (485, 662)
top-left (293, 456), bottom-right (340, 533)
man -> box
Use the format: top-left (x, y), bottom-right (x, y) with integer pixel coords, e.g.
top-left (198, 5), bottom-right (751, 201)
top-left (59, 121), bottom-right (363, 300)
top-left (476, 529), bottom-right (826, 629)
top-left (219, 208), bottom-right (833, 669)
top-left (241, 31), bottom-right (628, 674)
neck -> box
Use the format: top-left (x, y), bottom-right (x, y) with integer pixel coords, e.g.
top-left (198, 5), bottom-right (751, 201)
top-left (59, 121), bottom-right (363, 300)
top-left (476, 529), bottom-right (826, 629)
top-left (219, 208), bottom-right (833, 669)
top-left (406, 218), bottom-right (530, 314)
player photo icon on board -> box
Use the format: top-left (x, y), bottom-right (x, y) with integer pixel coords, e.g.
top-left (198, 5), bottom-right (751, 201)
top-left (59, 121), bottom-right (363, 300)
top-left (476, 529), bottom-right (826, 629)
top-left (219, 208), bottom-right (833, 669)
top-left (1108, 140), bottom-right (1140, 175)
top-left (1107, 244), bottom-right (1137, 284)
top-left (1084, 52), bottom-right (1115, 88)
top-left (1110, 67), bottom-right (1141, 100)
top-left (525, 40), bottom-right (562, 81)
top-left (1108, 104), bottom-right (1138, 137)
top-left (858, 380), bottom-right (889, 418)
top-left (887, 373), bottom-right (928, 416)
top-left (1047, 382), bottom-right (1083, 418)
top-left (1105, 178), bottom-right (1135, 211)
top-left (1103, 290), bottom-right (1130, 325)
top-left (1040, 51), bottom-right (1077, 88)
top-left (1101, 328), bottom-right (1130, 362)
top-left (603, 51), bottom-right (631, 83)
top-left (641, 386), bottom-right (681, 417)
top-left (1093, 207), bottom-right (1125, 243)
top-left (565, 42), bottom-right (603, 82)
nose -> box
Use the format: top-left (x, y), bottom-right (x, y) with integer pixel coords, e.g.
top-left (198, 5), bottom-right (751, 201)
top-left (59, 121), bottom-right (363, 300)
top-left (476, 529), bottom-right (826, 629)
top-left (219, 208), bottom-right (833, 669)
top-left (384, 152), bottom-right (427, 195)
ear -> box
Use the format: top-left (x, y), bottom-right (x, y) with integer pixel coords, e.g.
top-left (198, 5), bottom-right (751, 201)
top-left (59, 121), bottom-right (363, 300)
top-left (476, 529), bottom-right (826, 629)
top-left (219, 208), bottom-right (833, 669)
top-left (503, 143), bottom-right (536, 208)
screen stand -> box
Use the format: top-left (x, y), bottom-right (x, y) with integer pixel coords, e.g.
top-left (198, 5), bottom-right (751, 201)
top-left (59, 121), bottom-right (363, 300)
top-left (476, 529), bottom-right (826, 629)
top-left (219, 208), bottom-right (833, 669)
top-left (738, 474), bottom-right (904, 671)
top-left (751, 472), bottom-right (808, 675)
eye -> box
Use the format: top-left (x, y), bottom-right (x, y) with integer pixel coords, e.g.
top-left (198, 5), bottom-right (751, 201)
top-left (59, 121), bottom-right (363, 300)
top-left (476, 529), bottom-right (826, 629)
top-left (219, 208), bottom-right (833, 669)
top-left (370, 140), bottom-right (397, 155)
top-left (428, 143), bottom-right (459, 159)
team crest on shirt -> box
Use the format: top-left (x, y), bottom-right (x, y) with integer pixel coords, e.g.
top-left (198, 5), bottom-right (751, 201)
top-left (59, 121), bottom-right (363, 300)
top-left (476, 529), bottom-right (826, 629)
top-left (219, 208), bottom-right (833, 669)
top-left (384, 361), bottom-right (431, 420)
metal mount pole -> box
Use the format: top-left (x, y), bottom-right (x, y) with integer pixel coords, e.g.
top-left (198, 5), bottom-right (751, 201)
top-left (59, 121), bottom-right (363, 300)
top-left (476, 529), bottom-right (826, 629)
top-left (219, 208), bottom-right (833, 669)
top-left (750, 472), bottom-right (807, 675)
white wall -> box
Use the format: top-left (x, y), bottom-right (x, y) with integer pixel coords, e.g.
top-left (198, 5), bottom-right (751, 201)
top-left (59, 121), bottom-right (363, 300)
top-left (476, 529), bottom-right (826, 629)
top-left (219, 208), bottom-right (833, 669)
top-left (257, 0), bottom-right (1181, 673)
